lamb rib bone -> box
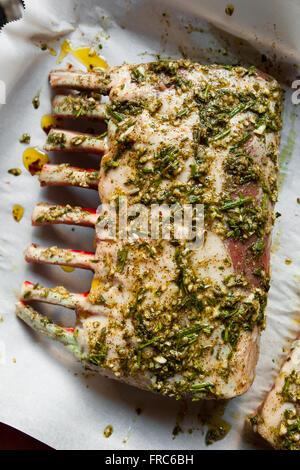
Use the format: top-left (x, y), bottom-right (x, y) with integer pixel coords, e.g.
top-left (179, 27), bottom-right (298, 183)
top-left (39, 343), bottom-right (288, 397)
top-left (21, 281), bottom-right (86, 310)
top-left (52, 93), bottom-right (108, 120)
top-left (16, 301), bottom-right (85, 360)
top-left (32, 203), bottom-right (98, 227)
top-left (39, 163), bottom-right (99, 189)
top-left (24, 244), bottom-right (97, 271)
top-left (44, 128), bottom-right (108, 154)
top-left (49, 69), bottom-right (111, 93)
top-left (20, 281), bottom-right (102, 316)
top-left (17, 60), bottom-right (283, 400)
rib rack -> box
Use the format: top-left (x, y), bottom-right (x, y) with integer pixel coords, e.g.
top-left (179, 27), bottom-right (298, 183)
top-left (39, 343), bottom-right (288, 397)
top-left (16, 60), bottom-right (283, 400)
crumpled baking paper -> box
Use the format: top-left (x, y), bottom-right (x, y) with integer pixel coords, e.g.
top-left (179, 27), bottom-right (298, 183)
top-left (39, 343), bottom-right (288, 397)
top-left (0, 0), bottom-right (299, 450)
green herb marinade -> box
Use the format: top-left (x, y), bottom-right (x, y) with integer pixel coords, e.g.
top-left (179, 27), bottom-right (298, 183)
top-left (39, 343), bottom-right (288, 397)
top-left (86, 60), bottom-right (283, 400)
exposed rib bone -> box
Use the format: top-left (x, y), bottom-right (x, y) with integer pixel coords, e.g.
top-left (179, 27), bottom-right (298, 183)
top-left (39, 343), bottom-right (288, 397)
top-left (25, 244), bottom-right (98, 271)
top-left (20, 281), bottom-right (102, 316)
top-left (49, 69), bottom-right (111, 94)
top-left (20, 281), bottom-right (86, 310)
top-left (52, 94), bottom-right (108, 120)
top-left (39, 164), bottom-right (99, 189)
top-left (15, 301), bottom-right (86, 359)
top-left (44, 128), bottom-right (108, 154)
top-left (32, 203), bottom-right (98, 227)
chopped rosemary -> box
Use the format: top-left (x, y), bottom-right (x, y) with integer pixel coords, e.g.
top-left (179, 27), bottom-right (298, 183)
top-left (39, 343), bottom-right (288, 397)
top-left (190, 382), bottom-right (214, 393)
top-left (107, 105), bottom-right (125, 122)
top-left (213, 129), bottom-right (231, 141)
top-left (139, 337), bottom-right (161, 349)
top-left (221, 196), bottom-right (252, 211)
top-left (117, 248), bottom-right (128, 272)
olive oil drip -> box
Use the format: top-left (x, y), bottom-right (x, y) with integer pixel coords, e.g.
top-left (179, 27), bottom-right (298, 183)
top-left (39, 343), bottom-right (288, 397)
top-left (12, 205), bottom-right (24, 222)
top-left (57, 40), bottom-right (108, 71)
top-left (41, 115), bottom-right (60, 134)
top-left (23, 148), bottom-right (49, 175)
top-left (61, 266), bottom-right (75, 273)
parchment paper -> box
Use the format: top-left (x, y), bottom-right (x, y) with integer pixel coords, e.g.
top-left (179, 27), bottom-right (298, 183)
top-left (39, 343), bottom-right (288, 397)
top-left (0, 0), bottom-right (299, 450)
